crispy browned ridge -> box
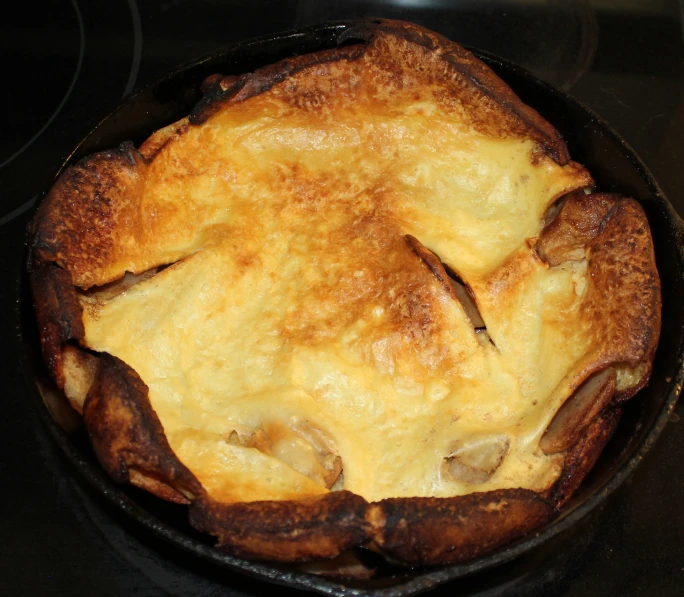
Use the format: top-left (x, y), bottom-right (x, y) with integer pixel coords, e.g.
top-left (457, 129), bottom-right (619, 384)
top-left (84, 354), bottom-right (202, 504)
top-left (28, 19), bottom-right (661, 567)
top-left (368, 490), bottom-right (554, 566)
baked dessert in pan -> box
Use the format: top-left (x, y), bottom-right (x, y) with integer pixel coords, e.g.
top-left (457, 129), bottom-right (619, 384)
top-left (28, 19), bottom-right (661, 567)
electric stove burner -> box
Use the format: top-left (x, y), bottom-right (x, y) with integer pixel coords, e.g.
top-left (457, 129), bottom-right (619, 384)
top-left (0, 0), bottom-right (141, 225)
top-left (0, 0), bottom-right (83, 169)
top-left (293, 0), bottom-right (598, 89)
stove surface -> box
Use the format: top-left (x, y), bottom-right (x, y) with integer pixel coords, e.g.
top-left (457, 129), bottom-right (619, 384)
top-left (2, 2), bottom-right (683, 596)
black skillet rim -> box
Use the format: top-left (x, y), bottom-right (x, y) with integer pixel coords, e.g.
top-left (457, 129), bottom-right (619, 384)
top-left (14, 20), bottom-right (684, 597)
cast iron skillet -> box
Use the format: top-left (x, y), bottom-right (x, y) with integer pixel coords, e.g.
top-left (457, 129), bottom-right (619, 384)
top-left (17, 21), bottom-right (684, 597)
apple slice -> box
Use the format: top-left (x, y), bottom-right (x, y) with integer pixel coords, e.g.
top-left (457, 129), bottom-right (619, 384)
top-left (444, 436), bottom-right (510, 484)
top-left (540, 368), bottom-right (616, 454)
top-left (228, 423), bottom-right (343, 489)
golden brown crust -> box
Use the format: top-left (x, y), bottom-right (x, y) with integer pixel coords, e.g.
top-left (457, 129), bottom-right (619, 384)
top-left (191, 19), bottom-right (571, 165)
top-left (581, 198), bottom-right (661, 398)
top-left (190, 45), bottom-right (367, 125)
top-left (547, 408), bottom-right (622, 509)
top-left (83, 354), bottom-right (202, 505)
top-left (356, 19), bottom-right (571, 164)
top-left (368, 489), bottom-right (554, 566)
top-left (534, 195), bottom-right (659, 502)
top-left (30, 142), bottom-right (147, 289)
top-left (78, 354), bottom-right (562, 565)
top-left (189, 491), bottom-right (372, 562)
top-left (138, 118), bottom-right (189, 161)
top-left (537, 191), bottom-right (661, 401)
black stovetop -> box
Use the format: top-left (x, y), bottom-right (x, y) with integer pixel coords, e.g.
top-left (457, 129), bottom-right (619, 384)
top-left (2, 2), bottom-right (683, 596)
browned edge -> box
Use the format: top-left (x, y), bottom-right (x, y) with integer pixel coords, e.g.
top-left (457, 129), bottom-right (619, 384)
top-left (367, 488), bottom-right (554, 566)
top-left (28, 141), bottom-right (147, 289)
top-left (191, 18), bottom-right (571, 165)
top-left (189, 491), bottom-right (372, 563)
top-left (28, 260), bottom-right (85, 388)
top-left (189, 44), bottom-right (367, 125)
top-left (83, 354), bottom-right (202, 505)
top-left (547, 408), bottom-right (623, 509)
top-left (340, 19), bottom-right (571, 164)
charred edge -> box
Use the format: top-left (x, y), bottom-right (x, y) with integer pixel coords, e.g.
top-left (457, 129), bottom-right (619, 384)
top-left (190, 44), bottom-right (368, 126)
top-left (189, 491), bottom-right (372, 562)
top-left (30, 142), bottom-right (141, 251)
top-left (548, 407), bottom-right (622, 509)
top-left (190, 75), bottom-right (247, 125)
top-left (369, 489), bottom-right (554, 566)
top-left (414, 30), bottom-right (566, 163)
top-left (337, 18), bottom-right (436, 52)
top-left (83, 354), bottom-right (201, 504)
top-left (28, 260), bottom-right (85, 387)
top-left (335, 21), bottom-right (378, 47)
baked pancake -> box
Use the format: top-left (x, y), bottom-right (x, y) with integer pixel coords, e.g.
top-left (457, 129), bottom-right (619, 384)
top-left (29, 20), bottom-right (661, 567)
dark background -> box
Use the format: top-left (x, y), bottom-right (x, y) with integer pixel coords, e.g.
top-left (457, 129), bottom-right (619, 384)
top-left (1, 1), bottom-right (683, 595)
